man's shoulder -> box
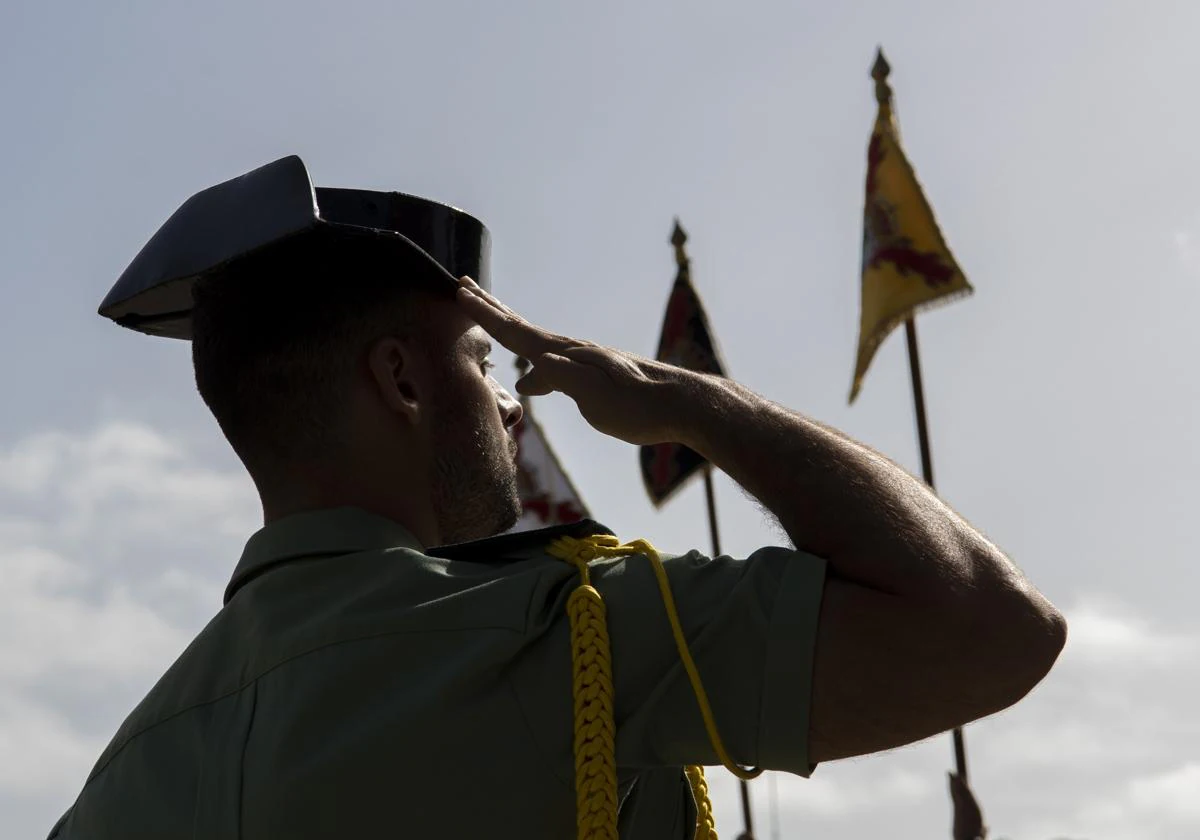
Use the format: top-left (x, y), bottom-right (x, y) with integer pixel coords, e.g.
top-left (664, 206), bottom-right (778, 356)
top-left (426, 519), bottom-right (615, 563)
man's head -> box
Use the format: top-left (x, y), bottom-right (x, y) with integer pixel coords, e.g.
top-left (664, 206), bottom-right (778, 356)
top-left (191, 236), bottom-right (523, 545)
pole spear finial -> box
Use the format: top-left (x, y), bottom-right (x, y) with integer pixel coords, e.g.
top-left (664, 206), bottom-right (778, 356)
top-left (671, 218), bottom-right (689, 267)
top-left (871, 46), bottom-right (893, 107)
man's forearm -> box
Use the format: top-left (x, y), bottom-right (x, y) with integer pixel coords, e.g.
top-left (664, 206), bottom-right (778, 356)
top-left (668, 371), bottom-right (1067, 752)
top-left (672, 372), bottom-right (1030, 607)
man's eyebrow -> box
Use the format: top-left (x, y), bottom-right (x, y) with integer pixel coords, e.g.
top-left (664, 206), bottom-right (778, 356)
top-left (470, 336), bottom-right (493, 357)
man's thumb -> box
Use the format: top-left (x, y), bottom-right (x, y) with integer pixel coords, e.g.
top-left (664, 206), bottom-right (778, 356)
top-left (515, 353), bottom-right (571, 397)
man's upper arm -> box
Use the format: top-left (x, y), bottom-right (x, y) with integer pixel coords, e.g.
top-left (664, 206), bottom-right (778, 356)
top-left (592, 545), bottom-right (827, 777)
top-left (808, 576), bottom-right (1017, 763)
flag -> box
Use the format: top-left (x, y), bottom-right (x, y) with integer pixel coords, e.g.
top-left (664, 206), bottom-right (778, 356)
top-left (639, 220), bottom-right (728, 507)
top-left (509, 396), bottom-right (590, 532)
top-left (851, 48), bottom-right (974, 403)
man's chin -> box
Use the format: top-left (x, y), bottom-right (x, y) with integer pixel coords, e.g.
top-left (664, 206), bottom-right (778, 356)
top-left (497, 497), bottom-right (522, 535)
top-left (483, 489), bottom-right (522, 539)
top-left (440, 490), bottom-right (521, 544)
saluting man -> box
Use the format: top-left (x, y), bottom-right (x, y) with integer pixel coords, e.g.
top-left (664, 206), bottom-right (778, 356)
top-left (48, 157), bottom-right (1065, 839)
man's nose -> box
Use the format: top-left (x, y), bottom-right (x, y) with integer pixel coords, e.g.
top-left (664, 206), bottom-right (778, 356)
top-left (499, 389), bottom-right (524, 430)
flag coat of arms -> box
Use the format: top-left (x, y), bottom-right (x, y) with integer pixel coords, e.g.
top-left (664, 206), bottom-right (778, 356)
top-left (640, 221), bottom-right (728, 507)
top-left (851, 50), bottom-right (974, 403)
top-left (509, 402), bottom-right (590, 532)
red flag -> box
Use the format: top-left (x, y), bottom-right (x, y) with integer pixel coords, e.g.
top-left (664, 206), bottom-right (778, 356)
top-left (508, 401), bottom-right (590, 532)
top-left (639, 221), bottom-right (728, 507)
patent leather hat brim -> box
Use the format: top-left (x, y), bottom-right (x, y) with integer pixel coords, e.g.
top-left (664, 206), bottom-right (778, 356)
top-left (98, 155), bottom-right (491, 340)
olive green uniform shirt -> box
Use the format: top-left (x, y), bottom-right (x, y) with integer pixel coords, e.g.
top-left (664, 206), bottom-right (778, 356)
top-left (47, 506), bottom-right (826, 838)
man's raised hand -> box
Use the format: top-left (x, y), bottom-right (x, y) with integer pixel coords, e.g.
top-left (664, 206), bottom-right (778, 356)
top-left (455, 276), bottom-right (694, 447)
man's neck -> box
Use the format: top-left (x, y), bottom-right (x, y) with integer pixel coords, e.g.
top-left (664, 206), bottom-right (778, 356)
top-left (258, 467), bottom-right (438, 547)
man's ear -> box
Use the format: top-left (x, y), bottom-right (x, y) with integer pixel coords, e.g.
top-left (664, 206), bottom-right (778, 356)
top-left (367, 336), bottom-right (423, 423)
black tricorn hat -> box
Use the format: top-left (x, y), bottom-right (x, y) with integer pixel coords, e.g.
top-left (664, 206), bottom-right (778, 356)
top-left (98, 155), bottom-right (491, 340)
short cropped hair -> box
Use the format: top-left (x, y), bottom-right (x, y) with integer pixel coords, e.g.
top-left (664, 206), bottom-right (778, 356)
top-left (191, 233), bottom-right (442, 475)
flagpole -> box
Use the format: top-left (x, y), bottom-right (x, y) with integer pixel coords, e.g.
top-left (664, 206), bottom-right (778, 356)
top-left (702, 467), bottom-right (722, 557)
top-left (668, 221), bottom-right (756, 839)
top-left (701, 466), bottom-right (756, 840)
top-left (903, 317), bottom-right (969, 782)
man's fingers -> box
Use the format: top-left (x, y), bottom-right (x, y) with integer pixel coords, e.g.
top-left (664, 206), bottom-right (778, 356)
top-left (456, 286), bottom-right (554, 359)
top-left (514, 353), bottom-right (570, 397)
top-left (515, 352), bottom-right (604, 400)
top-left (456, 280), bottom-right (578, 361)
top-left (458, 276), bottom-right (526, 323)
top-left (458, 276), bottom-right (517, 317)
top-left (514, 366), bottom-right (555, 397)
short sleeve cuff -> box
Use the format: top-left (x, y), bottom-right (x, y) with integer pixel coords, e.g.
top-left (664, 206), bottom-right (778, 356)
top-left (757, 551), bottom-right (827, 777)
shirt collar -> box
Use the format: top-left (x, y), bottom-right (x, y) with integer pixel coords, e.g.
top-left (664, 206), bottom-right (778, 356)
top-left (224, 506), bottom-right (424, 605)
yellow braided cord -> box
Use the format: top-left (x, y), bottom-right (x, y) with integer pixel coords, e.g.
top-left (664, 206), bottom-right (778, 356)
top-left (548, 534), bottom-right (763, 840)
top-left (685, 765), bottom-right (716, 840)
top-left (567, 583), bottom-right (619, 839)
top-left (551, 536), bottom-right (620, 840)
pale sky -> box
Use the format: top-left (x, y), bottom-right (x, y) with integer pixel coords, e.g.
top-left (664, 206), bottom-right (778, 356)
top-left (2, 1), bottom-right (1198, 838)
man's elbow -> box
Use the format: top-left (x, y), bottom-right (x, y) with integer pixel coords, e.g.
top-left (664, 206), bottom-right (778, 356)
top-left (968, 583), bottom-right (1068, 715)
top-left (1012, 594), bottom-right (1068, 697)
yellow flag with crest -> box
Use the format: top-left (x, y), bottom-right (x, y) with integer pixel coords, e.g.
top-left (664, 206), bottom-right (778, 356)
top-left (851, 49), bottom-right (973, 403)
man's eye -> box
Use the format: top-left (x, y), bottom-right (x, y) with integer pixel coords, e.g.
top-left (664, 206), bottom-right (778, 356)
top-left (481, 360), bottom-right (496, 375)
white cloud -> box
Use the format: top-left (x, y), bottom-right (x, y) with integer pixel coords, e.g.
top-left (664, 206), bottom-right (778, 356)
top-left (0, 694), bottom-right (104, 797)
top-left (1175, 224), bottom-right (1200, 274)
top-left (1126, 762), bottom-right (1200, 821)
top-left (747, 766), bottom-right (933, 820)
top-left (0, 420), bottom-right (257, 834)
top-left (0, 543), bottom-right (189, 684)
top-left (1065, 597), bottom-right (1196, 667)
top-left (0, 421), bottom-right (256, 546)
top-left (1026, 762), bottom-right (1200, 839)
